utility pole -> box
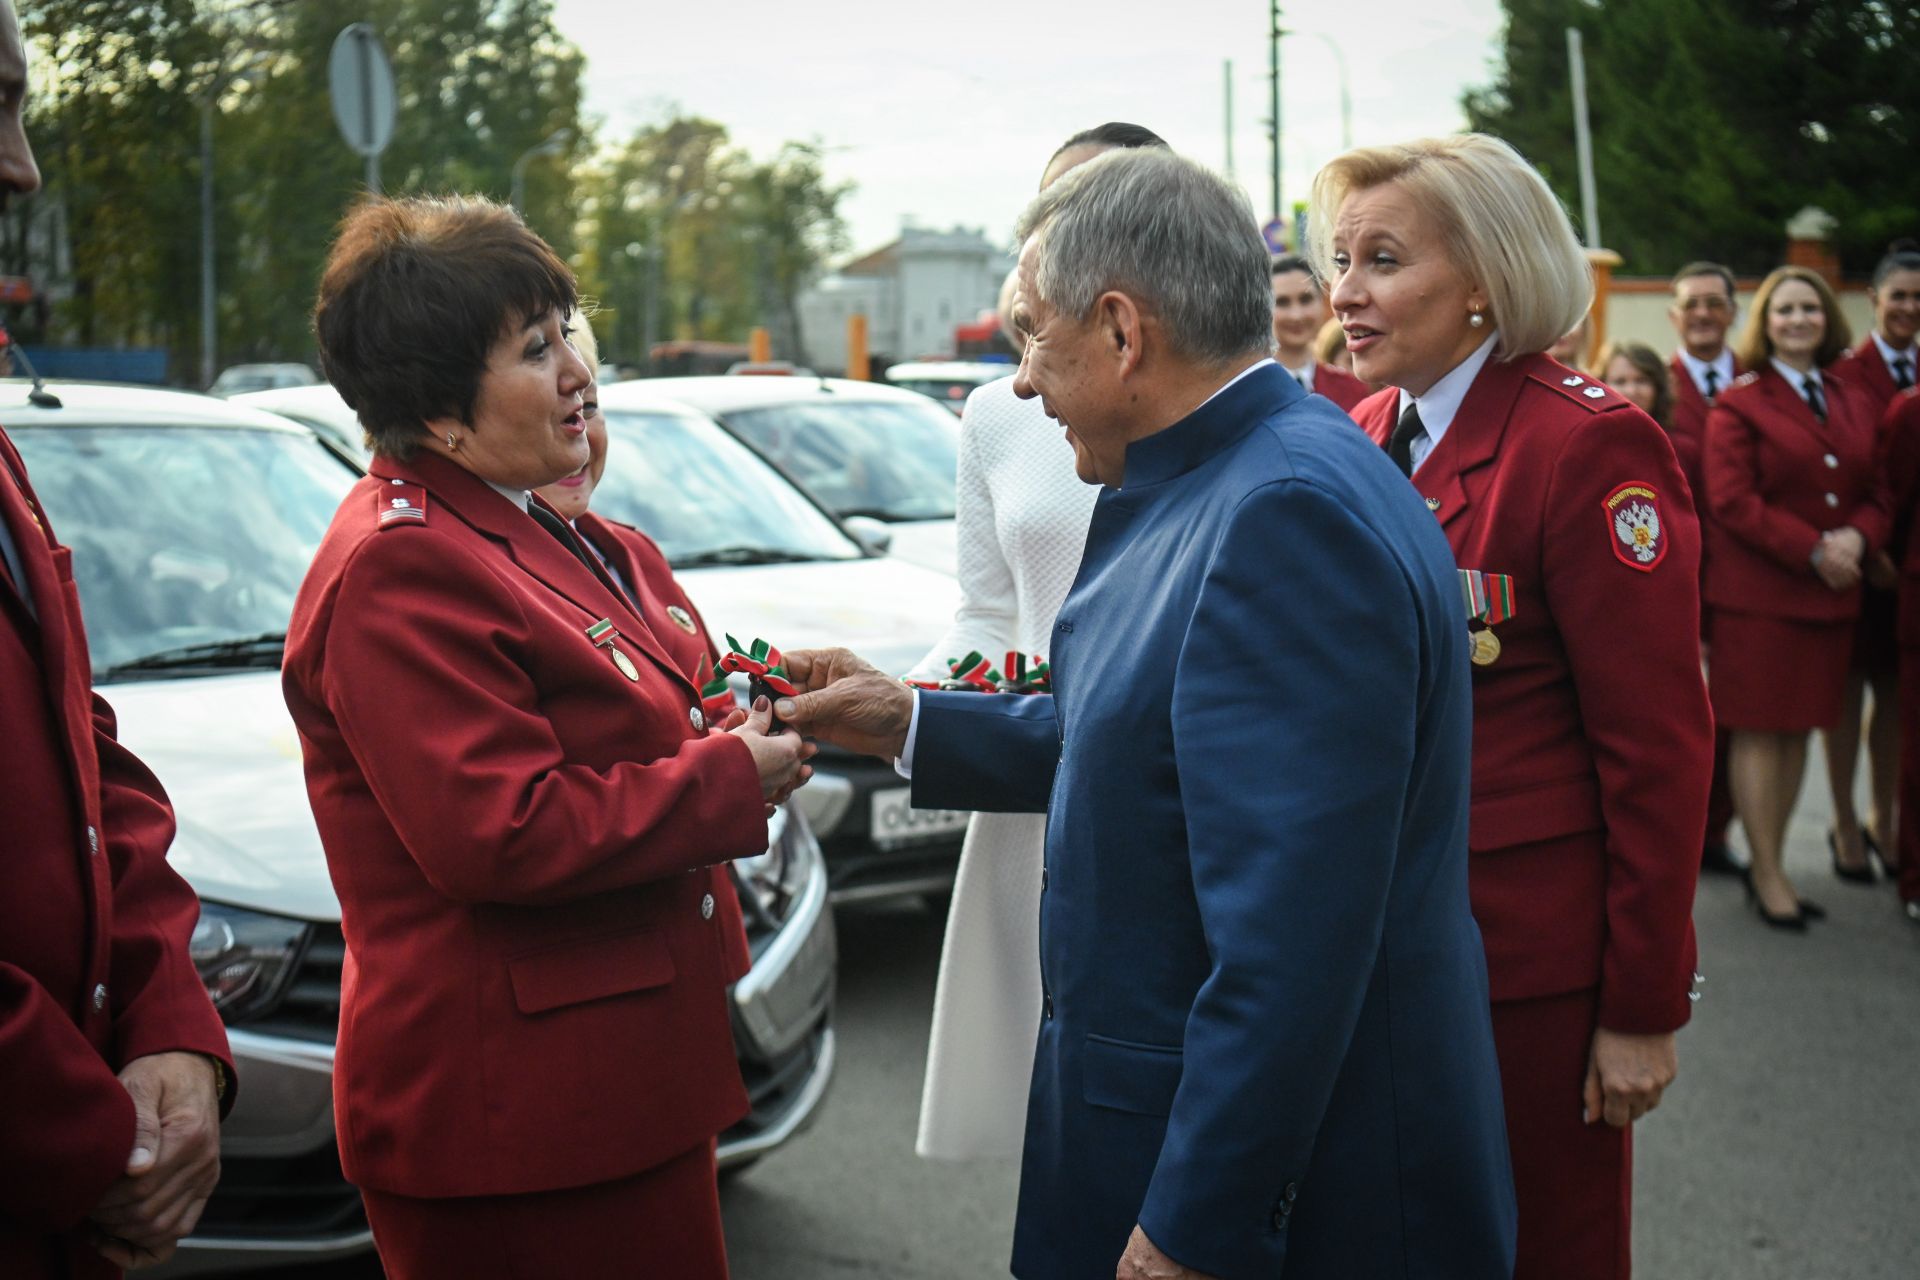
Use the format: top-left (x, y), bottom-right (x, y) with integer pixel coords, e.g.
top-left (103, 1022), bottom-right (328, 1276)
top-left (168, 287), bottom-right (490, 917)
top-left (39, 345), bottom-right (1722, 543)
top-left (1566, 28), bottom-right (1601, 249)
top-left (1269, 2), bottom-right (1283, 224)
top-left (1223, 60), bottom-right (1235, 181)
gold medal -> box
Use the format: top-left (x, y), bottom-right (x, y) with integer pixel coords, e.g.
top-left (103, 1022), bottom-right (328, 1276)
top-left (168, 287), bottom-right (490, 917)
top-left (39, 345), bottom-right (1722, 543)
top-left (610, 646), bottom-right (640, 681)
top-left (1469, 629), bottom-right (1502, 667)
top-left (666, 605), bottom-right (697, 635)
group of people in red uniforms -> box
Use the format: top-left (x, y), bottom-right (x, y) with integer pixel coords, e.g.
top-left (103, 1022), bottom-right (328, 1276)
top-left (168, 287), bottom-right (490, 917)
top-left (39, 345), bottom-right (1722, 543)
top-left (1651, 249), bottom-right (1920, 933)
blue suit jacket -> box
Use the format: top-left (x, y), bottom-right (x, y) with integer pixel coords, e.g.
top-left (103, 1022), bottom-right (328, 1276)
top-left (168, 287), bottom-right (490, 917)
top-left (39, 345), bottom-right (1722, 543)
top-left (913, 365), bottom-right (1516, 1278)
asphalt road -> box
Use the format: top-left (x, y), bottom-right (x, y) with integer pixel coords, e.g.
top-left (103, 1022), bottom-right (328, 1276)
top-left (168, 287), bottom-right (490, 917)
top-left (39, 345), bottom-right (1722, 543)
top-left (243, 767), bottom-right (1920, 1279)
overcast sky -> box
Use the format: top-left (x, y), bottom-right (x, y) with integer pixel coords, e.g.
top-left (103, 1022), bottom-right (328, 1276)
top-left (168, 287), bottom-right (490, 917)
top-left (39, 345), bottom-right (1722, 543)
top-left (549, 0), bottom-right (1507, 258)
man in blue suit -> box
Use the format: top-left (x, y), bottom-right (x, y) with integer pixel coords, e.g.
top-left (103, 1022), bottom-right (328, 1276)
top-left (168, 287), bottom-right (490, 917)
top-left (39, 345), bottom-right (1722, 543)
top-left (778, 148), bottom-right (1515, 1279)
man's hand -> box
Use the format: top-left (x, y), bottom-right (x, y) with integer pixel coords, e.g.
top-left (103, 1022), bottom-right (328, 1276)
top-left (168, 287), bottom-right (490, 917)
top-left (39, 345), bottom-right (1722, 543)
top-left (1117, 1225), bottom-right (1216, 1280)
top-left (727, 696), bottom-right (816, 813)
top-left (774, 648), bottom-right (914, 760)
top-left (1582, 1028), bottom-right (1677, 1128)
top-left (88, 1052), bottom-right (222, 1258)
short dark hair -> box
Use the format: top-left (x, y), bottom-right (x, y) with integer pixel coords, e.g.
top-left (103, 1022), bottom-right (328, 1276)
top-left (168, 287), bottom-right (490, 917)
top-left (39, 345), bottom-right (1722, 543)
top-left (1270, 254), bottom-right (1315, 281)
top-left (314, 195), bottom-right (577, 459)
top-left (1671, 260), bottom-right (1736, 298)
top-left (1049, 122), bottom-right (1168, 165)
top-left (1872, 238), bottom-right (1920, 289)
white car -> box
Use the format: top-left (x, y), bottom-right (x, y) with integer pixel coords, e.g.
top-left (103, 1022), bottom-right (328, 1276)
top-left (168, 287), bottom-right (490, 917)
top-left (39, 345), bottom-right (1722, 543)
top-left (648, 375), bottom-right (961, 577)
top-left (230, 383), bottom-right (370, 465)
top-left (885, 359), bottom-right (1018, 416)
top-left (593, 381), bottom-right (970, 900)
top-left (207, 362), bottom-right (319, 397)
top-left (3, 381), bottom-right (836, 1275)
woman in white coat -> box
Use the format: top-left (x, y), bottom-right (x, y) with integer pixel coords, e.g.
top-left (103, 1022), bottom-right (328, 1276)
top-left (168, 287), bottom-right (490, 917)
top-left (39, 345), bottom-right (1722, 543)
top-left (910, 122), bottom-right (1166, 1159)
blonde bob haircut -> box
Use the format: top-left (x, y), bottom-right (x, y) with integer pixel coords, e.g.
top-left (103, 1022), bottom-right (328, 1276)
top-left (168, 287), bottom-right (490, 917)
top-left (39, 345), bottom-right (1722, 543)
top-left (1306, 134), bottom-right (1593, 360)
top-left (1732, 265), bottom-right (1852, 371)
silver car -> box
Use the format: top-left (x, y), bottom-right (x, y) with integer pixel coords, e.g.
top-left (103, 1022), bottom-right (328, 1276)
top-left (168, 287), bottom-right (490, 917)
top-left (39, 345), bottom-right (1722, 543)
top-left (3, 381), bottom-right (836, 1275)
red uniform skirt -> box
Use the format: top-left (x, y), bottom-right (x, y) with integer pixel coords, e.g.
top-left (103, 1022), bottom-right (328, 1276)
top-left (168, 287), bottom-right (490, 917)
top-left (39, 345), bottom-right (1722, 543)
top-left (360, 1140), bottom-right (728, 1280)
top-left (1707, 609), bottom-right (1854, 732)
top-left (1491, 988), bottom-right (1631, 1280)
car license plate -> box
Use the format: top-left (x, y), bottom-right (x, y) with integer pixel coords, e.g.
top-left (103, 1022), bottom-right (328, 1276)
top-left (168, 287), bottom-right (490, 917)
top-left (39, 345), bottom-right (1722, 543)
top-left (870, 788), bottom-right (969, 848)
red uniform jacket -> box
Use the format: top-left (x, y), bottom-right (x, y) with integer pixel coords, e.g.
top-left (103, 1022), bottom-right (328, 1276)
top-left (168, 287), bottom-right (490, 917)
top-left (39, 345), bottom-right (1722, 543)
top-left (1702, 365), bottom-right (1890, 622)
top-left (1354, 355), bottom-right (1709, 1034)
top-left (1830, 335), bottom-right (1909, 414)
top-left (282, 450), bottom-right (765, 1199)
top-left (1311, 362), bottom-right (1371, 413)
top-left (1, 429), bottom-right (233, 1280)
top-left (1668, 352), bottom-right (1741, 505)
top-left (1878, 389), bottom-right (1920, 645)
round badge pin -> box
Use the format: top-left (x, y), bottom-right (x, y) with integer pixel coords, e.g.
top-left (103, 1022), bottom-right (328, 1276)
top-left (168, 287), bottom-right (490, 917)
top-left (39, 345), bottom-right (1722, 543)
top-left (666, 605), bottom-right (698, 634)
top-left (1470, 629), bottom-right (1502, 666)
top-left (610, 647), bottom-right (640, 681)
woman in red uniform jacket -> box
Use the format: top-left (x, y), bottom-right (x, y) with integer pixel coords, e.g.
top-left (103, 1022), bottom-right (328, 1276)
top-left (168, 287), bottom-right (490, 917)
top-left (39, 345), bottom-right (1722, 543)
top-left (1314, 134), bottom-right (1710, 1280)
top-left (1878, 387), bottom-right (1920, 924)
top-left (1821, 241), bottom-right (1920, 881)
top-left (1703, 266), bottom-right (1889, 930)
top-left (282, 197), bottom-right (812, 1280)
top-left (1270, 255), bottom-right (1370, 412)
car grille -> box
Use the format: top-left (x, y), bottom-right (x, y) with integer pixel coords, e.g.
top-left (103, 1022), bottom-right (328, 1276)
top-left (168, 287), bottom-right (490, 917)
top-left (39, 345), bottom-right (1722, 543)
top-left (251, 922), bottom-right (345, 1042)
top-left (194, 1142), bottom-right (367, 1238)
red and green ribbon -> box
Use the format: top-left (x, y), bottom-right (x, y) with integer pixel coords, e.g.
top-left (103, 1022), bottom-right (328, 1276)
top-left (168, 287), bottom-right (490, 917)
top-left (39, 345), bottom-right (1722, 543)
top-left (719, 634), bottom-right (799, 698)
top-left (695, 651), bottom-right (736, 718)
top-left (902, 650), bottom-right (1052, 695)
top-left (1459, 570), bottom-right (1516, 627)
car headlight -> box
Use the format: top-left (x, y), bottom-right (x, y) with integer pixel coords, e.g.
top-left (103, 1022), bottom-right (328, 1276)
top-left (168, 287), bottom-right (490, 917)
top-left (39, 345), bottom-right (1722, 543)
top-left (189, 902), bottom-right (311, 1023)
top-left (731, 804), bottom-right (816, 928)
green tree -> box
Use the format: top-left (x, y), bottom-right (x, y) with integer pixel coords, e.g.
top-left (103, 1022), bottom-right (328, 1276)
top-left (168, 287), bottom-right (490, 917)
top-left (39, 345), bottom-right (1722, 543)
top-left (1464, 0), bottom-right (1920, 276)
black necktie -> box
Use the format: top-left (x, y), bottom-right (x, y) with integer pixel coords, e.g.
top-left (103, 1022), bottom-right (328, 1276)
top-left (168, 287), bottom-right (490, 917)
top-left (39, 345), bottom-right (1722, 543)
top-left (1388, 402), bottom-right (1427, 477)
top-left (1802, 376), bottom-right (1827, 423)
top-left (1895, 356), bottom-right (1915, 391)
top-left (529, 502), bottom-right (605, 579)
top-left (1703, 367), bottom-right (1720, 402)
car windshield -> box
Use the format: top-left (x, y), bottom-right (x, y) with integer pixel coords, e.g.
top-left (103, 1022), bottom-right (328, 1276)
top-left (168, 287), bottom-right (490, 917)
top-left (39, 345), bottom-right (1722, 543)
top-left (9, 424), bottom-right (356, 679)
top-left (718, 399), bottom-right (959, 522)
top-left (593, 408), bottom-right (862, 566)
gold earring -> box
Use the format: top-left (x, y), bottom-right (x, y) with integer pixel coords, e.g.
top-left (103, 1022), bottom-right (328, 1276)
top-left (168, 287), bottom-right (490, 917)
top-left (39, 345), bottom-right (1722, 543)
top-left (446, 432), bottom-right (459, 451)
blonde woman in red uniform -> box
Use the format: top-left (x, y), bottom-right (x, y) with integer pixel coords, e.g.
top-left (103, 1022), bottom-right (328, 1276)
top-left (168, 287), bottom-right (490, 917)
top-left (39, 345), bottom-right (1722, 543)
top-left (1316, 133), bottom-right (1709, 1280)
top-left (1823, 240), bottom-right (1920, 881)
top-left (1703, 265), bottom-right (1889, 928)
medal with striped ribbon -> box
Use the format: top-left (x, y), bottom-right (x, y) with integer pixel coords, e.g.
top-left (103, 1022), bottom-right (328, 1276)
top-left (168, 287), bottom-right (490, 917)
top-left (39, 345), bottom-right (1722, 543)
top-left (1459, 570), bottom-right (1516, 666)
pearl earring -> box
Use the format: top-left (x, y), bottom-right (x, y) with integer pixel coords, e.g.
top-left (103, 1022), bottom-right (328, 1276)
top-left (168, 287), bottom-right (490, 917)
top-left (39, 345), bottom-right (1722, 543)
top-left (1469, 310), bottom-right (1485, 329)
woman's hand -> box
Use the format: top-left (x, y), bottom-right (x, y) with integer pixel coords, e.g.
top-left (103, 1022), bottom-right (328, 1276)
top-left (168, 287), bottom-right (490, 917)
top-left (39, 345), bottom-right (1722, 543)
top-left (729, 696), bottom-right (816, 811)
top-left (1813, 527), bottom-right (1864, 590)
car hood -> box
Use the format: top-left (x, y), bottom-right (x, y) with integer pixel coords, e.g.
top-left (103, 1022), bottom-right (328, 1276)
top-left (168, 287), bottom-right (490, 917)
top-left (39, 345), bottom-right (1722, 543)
top-left (878, 519), bottom-right (956, 576)
top-left (676, 554), bottom-right (958, 678)
top-left (107, 671), bottom-right (341, 922)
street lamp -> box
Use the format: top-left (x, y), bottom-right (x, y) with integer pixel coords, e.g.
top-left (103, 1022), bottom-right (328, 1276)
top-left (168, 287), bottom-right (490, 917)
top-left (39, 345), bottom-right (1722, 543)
top-left (197, 55), bottom-right (266, 390)
top-left (510, 127), bottom-right (573, 217)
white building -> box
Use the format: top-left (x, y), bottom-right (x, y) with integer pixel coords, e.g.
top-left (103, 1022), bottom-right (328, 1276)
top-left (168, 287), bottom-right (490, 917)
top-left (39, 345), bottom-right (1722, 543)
top-left (798, 223), bottom-right (1014, 374)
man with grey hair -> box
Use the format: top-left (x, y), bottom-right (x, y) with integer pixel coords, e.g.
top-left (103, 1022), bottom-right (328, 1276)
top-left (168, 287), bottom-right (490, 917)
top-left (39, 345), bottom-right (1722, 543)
top-left (777, 148), bottom-right (1515, 1279)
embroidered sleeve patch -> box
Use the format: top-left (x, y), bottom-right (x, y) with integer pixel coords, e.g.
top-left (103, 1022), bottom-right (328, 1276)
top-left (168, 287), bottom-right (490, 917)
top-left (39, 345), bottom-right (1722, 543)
top-left (1604, 481), bottom-right (1666, 571)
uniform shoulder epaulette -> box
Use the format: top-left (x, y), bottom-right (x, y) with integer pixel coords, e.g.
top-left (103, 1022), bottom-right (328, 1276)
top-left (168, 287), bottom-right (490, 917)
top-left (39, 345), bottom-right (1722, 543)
top-left (1532, 367), bottom-right (1623, 413)
top-left (375, 477), bottom-right (428, 529)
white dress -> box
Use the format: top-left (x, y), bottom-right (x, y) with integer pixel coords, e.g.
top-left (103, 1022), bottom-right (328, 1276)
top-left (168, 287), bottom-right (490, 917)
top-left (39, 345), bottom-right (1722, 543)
top-left (909, 375), bottom-right (1098, 1160)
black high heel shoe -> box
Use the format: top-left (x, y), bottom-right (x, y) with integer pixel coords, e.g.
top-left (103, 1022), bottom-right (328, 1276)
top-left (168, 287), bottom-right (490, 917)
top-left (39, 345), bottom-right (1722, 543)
top-left (1865, 829), bottom-right (1901, 881)
top-left (1829, 830), bottom-right (1878, 885)
top-left (1744, 869), bottom-right (1809, 931)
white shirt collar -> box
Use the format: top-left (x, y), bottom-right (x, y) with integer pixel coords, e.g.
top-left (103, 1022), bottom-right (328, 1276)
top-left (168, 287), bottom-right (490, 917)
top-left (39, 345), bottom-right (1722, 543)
top-left (1398, 333), bottom-right (1500, 473)
top-left (1872, 329), bottom-right (1917, 368)
top-left (1677, 347), bottom-right (1736, 396)
top-left (1283, 360), bottom-right (1316, 392)
top-left (487, 480), bottom-right (531, 513)
top-left (1770, 356), bottom-right (1821, 389)
top-left (1197, 357), bottom-right (1277, 411)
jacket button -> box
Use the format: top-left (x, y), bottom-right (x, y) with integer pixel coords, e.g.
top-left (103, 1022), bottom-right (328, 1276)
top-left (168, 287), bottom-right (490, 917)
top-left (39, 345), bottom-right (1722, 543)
top-left (1824, 453), bottom-right (1839, 468)
top-left (1284, 1181), bottom-right (1300, 1201)
top-left (689, 706), bottom-right (706, 732)
top-left (92, 983), bottom-right (108, 1011)
top-left (86, 825), bottom-right (99, 855)
top-left (701, 893), bottom-right (715, 920)
top-left (1825, 492), bottom-right (1839, 508)
top-left (1270, 1208), bottom-right (1289, 1231)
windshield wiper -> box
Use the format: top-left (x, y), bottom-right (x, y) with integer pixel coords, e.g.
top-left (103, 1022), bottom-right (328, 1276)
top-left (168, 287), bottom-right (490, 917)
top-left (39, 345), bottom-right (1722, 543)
top-left (673, 546), bottom-right (820, 568)
top-left (104, 631), bottom-right (287, 678)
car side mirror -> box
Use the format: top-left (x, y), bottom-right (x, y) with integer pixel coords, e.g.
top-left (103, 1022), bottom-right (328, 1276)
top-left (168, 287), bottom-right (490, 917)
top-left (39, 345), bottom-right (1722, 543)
top-left (842, 515), bottom-right (893, 555)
